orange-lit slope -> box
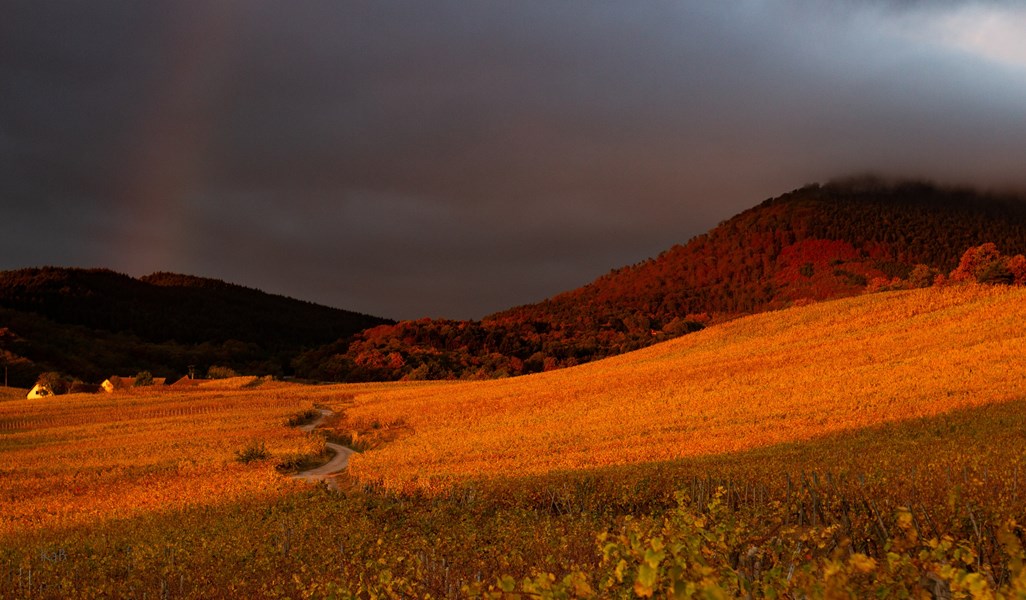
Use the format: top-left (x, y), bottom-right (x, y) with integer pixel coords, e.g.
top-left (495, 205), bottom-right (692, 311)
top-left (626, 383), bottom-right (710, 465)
top-left (341, 285), bottom-right (1026, 488)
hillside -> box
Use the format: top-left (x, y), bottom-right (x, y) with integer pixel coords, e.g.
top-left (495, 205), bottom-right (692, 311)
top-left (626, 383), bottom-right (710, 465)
top-left (331, 284), bottom-right (1026, 486)
top-left (297, 178), bottom-right (1026, 381)
top-left (4, 286), bottom-right (1026, 596)
top-left (0, 268), bottom-right (392, 386)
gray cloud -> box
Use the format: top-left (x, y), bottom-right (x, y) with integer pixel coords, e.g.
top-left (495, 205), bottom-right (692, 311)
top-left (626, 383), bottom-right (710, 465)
top-left (2, 1), bottom-right (1025, 319)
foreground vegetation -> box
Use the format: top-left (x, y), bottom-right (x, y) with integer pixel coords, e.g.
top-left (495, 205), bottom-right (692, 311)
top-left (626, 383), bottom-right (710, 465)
top-left (3, 397), bottom-right (1025, 598)
top-left (2, 285), bottom-right (1025, 597)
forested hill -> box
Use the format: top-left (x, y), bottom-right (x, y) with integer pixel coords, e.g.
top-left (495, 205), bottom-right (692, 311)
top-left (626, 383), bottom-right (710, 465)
top-left (494, 178), bottom-right (1026, 326)
top-left (0, 268), bottom-right (392, 386)
top-left (294, 178), bottom-right (1026, 382)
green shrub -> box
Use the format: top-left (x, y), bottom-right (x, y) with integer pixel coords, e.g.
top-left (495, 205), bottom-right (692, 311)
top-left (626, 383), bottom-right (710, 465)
top-left (285, 409), bottom-right (321, 428)
top-left (133, 371), bottom-right (153, 386)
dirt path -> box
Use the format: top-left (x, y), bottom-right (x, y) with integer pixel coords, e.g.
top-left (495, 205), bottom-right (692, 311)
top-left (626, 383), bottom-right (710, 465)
top-left (293, 408), bottom-right (355, 488)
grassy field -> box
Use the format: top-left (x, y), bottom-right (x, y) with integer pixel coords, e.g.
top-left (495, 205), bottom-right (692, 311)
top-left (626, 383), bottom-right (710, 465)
top-left (2, 285), bottom-right (1026, 597)
top-left (333, 285), bottom-right (1026, 488)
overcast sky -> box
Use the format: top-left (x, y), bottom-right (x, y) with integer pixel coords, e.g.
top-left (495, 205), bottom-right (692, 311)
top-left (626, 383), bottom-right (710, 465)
top-left (2, 1), bottom-right (1025, 320)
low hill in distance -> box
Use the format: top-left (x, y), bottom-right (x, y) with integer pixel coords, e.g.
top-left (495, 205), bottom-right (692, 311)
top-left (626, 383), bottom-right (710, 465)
top-left (297, 178), bottom-right (1026, 382)
top-left (0, 268), bottom-right (392, 387)
top-left (332, 284), bottom-right (1026, 487)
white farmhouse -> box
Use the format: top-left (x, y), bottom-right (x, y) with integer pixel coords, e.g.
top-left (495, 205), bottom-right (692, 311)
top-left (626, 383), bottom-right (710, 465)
top-left (26, 383), bottom-right (53, 399)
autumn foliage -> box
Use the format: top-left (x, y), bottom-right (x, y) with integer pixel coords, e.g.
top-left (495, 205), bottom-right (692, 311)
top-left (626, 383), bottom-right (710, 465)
top-left (949, 242), bottom-right (1026, 285)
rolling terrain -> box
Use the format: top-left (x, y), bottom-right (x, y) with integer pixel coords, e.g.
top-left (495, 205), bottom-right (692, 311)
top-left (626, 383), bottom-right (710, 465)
top-left (3, 181), bottom-right (1026, 596)
top-left (298, 178), bottom-right (1026, 382)
top-left (334, 284), bottom-right (1026, 487)
top-left (3, 284), bottom-right (1026, 597)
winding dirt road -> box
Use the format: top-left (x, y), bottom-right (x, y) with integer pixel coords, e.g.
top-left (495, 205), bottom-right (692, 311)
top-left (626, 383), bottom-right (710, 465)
top-left (292, 408), bottom-right (354, 488)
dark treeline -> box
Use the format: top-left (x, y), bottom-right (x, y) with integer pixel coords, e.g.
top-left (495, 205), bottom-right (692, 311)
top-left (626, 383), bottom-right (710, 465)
top-left (0, 270), bottom-right (391, 387)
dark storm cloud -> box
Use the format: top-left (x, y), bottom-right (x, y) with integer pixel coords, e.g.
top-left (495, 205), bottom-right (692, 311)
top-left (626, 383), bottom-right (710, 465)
top-left (2, 1), bottom-right (1025, 319)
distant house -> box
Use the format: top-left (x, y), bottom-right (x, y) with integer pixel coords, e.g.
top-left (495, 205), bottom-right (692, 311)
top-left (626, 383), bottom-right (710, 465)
top-left (170, 376), bottom-right (209, 389)
top-left (151, 377), bottom-right (166, 387)
top-left (101, 376), bottom-right (136, 393)
top-left (27, 383), bottom-right (54, 399)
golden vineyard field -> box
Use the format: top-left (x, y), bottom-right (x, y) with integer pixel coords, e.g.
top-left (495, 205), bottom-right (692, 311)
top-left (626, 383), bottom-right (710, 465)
top-left (2, 284), bottom-right (1026, 598)
top-left (0, 381), bottom-right (325, 537)
top-left (334, 284), bottom-right (1026, 488)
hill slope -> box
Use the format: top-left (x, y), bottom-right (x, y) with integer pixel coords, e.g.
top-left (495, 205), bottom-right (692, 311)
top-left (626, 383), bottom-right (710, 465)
top-left (0, 268), bottom-right (392, 386)
top-left (298, 178), bottom-right (1026, 381)
top-left (331, 284), bottom-right (1026, 486)
top-left (4, 287), bottom-right (1026, 596)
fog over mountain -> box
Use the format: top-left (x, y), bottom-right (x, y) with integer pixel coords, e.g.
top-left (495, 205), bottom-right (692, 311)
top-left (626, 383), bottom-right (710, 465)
top-left (2, 1), bottom-right (1025, 319)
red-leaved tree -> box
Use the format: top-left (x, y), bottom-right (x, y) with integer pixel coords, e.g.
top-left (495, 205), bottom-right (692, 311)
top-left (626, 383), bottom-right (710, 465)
top-left (949, 243), bottom-right (1024, 285)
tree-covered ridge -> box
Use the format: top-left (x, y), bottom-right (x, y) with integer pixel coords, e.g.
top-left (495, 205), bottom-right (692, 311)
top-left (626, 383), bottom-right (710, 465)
top-left (0, 268), bottom-right (389, 346)
top-left (298, 179), bottom-right (1026, 382)
top-left (501, 178), bottom-right (1026, 323)
top-left (0, 268), bottom-right (392, 386)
